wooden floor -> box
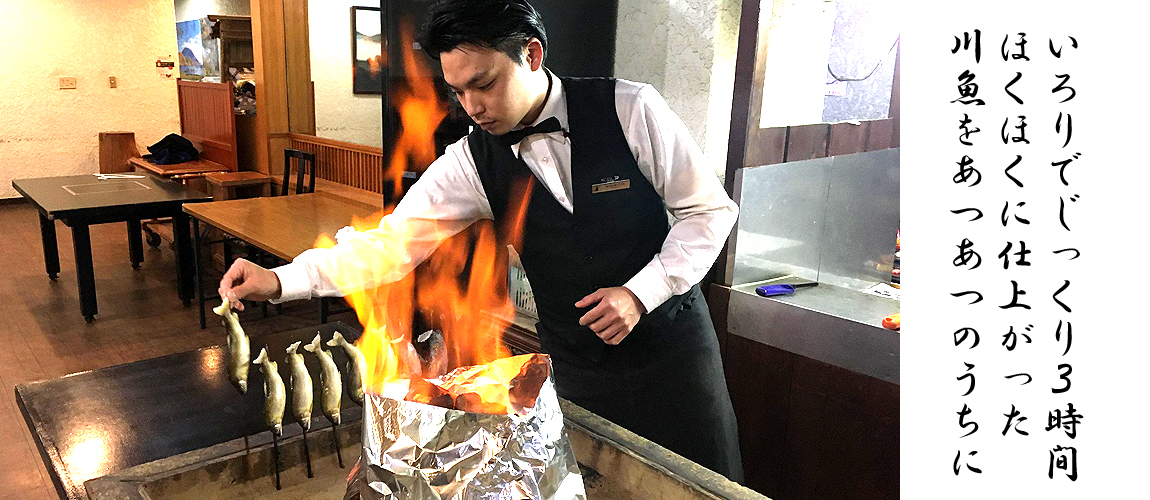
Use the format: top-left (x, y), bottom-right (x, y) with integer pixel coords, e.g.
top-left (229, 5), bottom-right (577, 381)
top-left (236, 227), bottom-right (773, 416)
top-left (0, 202), bottom-right (357, 500)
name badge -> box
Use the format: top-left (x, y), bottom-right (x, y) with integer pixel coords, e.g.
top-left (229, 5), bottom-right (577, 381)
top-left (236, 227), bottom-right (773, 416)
top-left (591, 179), bottom-right (630, 194)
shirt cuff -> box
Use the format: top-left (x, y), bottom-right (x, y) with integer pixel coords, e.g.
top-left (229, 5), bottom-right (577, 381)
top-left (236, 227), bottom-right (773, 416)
top-left (269, 262), bottom-right (312, 303)
top-left (623, 260), bottom-right (676, 314)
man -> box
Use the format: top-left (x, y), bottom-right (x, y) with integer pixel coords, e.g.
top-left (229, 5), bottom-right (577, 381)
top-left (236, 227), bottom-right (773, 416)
top-left (218, 0), bottom-right (743, 482)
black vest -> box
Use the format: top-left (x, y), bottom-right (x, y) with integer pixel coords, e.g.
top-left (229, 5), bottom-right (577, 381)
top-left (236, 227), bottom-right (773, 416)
top-left (469, 77), bottom-right (670, 356)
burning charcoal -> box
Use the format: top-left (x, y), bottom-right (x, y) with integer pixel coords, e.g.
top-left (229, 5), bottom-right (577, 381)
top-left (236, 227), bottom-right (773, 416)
top-left (508, 355), bottom-right (550, 413)
top-left (454, 392), bottom-right (509, 415)
top-left (405, 377), bottom-right (454, 409)
top-left (414, 329), bottom-right (449, 378)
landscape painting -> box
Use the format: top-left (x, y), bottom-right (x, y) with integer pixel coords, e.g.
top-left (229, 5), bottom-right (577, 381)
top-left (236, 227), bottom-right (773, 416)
top-left (352, 6), bottom-right (384, 94)
top-left (176, 19), bottom-right (204, 79)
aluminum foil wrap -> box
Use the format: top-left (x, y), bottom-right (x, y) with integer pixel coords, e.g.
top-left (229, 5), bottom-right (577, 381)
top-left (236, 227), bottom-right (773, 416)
top-left (345, 353), bottom-right (586, 500)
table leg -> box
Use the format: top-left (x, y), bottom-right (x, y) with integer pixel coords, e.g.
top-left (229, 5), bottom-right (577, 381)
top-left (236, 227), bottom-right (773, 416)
top-left (194, 218), bottom-right (206, 329)
top-left (38, 213), bottom-right (60, 280)
top-left (173, 211), bottom-right (194, 307)
top-left (71, 225), bottom-right (97, 322)
top-left (127, 219), bottom-right (144, 269)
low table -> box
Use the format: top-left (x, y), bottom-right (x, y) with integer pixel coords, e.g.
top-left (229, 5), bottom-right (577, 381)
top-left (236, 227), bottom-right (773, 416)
top-left (11, 174), bottom-right (212, 321)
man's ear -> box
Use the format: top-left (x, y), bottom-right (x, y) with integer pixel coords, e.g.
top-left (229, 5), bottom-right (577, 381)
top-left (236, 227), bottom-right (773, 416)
top-left (525, 38), bottom-right (544, 71)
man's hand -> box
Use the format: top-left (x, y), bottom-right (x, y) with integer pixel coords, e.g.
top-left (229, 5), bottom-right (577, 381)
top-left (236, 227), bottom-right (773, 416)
top-left (218, 258), bottom-right (282, 311)
top-left (576, 287), bottom-right (646, 345)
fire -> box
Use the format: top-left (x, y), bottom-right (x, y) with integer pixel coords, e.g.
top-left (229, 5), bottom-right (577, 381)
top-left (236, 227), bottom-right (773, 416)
top-left (313, 21), bottom-right (536, 415)
top-left (386, 21), bottom-right (448, 199)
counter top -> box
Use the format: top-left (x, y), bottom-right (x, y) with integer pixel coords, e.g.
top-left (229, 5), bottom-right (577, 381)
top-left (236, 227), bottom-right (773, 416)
top-left (725, 278), bottom-right (900, 384)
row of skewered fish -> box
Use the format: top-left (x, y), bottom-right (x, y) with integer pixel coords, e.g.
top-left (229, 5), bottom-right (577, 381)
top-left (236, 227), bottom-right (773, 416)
top-left (213, 298), bottom-right (366, 436)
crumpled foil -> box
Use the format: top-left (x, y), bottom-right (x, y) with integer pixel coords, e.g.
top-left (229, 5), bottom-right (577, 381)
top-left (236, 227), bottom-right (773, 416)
top-left (345, 354), bottom-right (586, 500)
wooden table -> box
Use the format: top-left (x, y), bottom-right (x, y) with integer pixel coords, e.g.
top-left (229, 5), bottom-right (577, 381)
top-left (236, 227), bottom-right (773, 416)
top-left (183, 192), bottom-right (383, 328)
top-left (11, 174), bottom-right (211, 321)
top-left (15, 322), bottom-right (363, 500)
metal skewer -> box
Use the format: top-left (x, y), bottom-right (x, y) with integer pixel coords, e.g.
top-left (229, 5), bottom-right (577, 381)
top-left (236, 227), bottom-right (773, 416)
top-left (271, 432), bottom-right (282, 490)
top-left (301, 423), bottom-right (314, 478)
top-left (332, 424), bottom-right (345, 468)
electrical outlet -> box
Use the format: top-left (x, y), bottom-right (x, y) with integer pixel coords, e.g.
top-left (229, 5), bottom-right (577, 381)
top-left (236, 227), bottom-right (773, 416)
top-left (109, 76), bottom-right (117, 88)
top-left (58, 77), bottom-right (77, 90)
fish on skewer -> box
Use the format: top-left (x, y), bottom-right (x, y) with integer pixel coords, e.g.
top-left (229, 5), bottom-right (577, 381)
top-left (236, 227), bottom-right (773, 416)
top-left (304, 333), bottom-right (345, 468)
top-left (285, 341), bottom-right (314, 431)
top-left (327, 331), bottom-right (366, 406)
top-left (304, 333), bottom-right (342, 426)
top-left (212, 297), bottom-right (250, 394)
top-left (285, 341), bottom-right (316, 478)
top-left (252, 347), bottom-right (286, 436)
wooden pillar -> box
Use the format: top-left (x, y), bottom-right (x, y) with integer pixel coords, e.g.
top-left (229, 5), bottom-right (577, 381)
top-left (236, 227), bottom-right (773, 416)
top-left (250, 0), bottom-right (307, 177)
top-left (285, 0), bottom-right (316, 136)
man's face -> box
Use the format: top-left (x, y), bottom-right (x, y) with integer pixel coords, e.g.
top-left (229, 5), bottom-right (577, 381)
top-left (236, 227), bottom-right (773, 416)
top-left (440, 43), bottom-right (537, 135)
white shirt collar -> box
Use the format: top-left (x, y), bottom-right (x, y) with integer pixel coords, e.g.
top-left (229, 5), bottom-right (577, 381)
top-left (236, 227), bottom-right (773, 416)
top-left (517, 68), bottom-right (567, 131)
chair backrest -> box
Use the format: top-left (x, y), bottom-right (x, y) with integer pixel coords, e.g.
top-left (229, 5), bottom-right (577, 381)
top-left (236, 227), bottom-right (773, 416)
top-left (282, 149), bottom-right (317, 195)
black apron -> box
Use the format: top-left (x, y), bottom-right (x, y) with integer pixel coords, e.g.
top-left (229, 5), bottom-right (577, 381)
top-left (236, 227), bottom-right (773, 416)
top-left (468, 76), bottom-right (744, 483)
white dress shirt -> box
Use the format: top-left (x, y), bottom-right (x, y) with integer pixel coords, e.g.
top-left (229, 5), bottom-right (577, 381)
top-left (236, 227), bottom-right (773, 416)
top-left (271, 72), bottom-right (738, 314)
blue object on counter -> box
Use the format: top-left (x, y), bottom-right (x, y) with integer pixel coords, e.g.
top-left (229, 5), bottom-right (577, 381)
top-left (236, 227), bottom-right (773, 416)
top-left (755, 282), bottom-right (818, 297)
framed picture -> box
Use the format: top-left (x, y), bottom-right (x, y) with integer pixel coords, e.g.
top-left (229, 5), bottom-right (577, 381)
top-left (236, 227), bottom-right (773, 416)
top-left (352, 6), bottom-right (384, 94)
top-left (176, 19), bottom-right (204, 79)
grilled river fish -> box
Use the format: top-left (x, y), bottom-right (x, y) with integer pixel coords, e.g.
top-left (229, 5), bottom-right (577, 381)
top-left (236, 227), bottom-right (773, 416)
top-left (327, 331), bottom-right (366, 406)
top-left (212, 298), bottom-right (250, 394)
top-left (304, 333), bottom-right (342, 425)
top-left (285, 341), bottom-right (314, 431)
top-left (252, 347), bottom-right (286, 436)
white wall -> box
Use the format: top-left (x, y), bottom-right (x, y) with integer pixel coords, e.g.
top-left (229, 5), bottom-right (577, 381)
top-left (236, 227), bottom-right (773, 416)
top-left (174, 0), bottom-right (250, 22)
top-left (615, 0), bottom-right (741, 179)
top-left (0, 0), bottom-right (182, 199)
top-left (309, 0), bottom-right (384, 148)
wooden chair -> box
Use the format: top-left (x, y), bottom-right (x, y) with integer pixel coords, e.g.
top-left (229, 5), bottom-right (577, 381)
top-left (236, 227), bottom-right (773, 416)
top-left (281, 149), bottom-right (317, 196)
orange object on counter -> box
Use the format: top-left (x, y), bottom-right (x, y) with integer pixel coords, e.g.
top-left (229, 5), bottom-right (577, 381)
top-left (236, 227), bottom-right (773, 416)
top-left (882, 313), bottom-right (900, 331)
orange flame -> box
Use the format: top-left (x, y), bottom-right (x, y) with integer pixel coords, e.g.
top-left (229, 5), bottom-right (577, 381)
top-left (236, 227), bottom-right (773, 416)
top-left (314, 21), bottom-right (535, 413)
top-left (386, 22), bottom-right (448, 199)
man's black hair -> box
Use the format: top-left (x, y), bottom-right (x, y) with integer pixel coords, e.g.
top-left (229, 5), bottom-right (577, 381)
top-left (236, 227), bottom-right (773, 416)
top-left (418, 0), bottom-right (547, 64)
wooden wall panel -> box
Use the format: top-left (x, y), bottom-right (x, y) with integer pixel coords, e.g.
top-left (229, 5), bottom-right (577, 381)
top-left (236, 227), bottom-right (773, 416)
top-left (784, 123), bottom-right (829, 162)
top-left (865, 118), bottom-right (895, 152)
top-left (745, 127), bottom-right (787, 167)
top-left (288, 134), bottom-right (384, 194)
top-left (176, 80), bottom-right (238, 170)
top-left (723, 332), bottom-right (899, 500)
top-left (827, 121), bottom-right (868, 157)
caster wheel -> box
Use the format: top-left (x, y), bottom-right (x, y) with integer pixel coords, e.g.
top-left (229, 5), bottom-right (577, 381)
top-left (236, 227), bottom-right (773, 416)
top-left (48, 273), bottom-right (58, 280)
top-left (145, 231), bottom-right (161, 248)
top-left (132, 263), bottom-right (140, 269)
top-left (84, 315), bottom-right (95, 323)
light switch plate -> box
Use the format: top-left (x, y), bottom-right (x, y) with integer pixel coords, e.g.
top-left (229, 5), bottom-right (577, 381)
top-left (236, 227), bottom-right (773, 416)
top-left (58, 77), bottom-right (77, 90)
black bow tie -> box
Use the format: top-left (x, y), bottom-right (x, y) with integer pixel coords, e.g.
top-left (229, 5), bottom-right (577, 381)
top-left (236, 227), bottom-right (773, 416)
top-left (497, 117), bottom-right (566, 147)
